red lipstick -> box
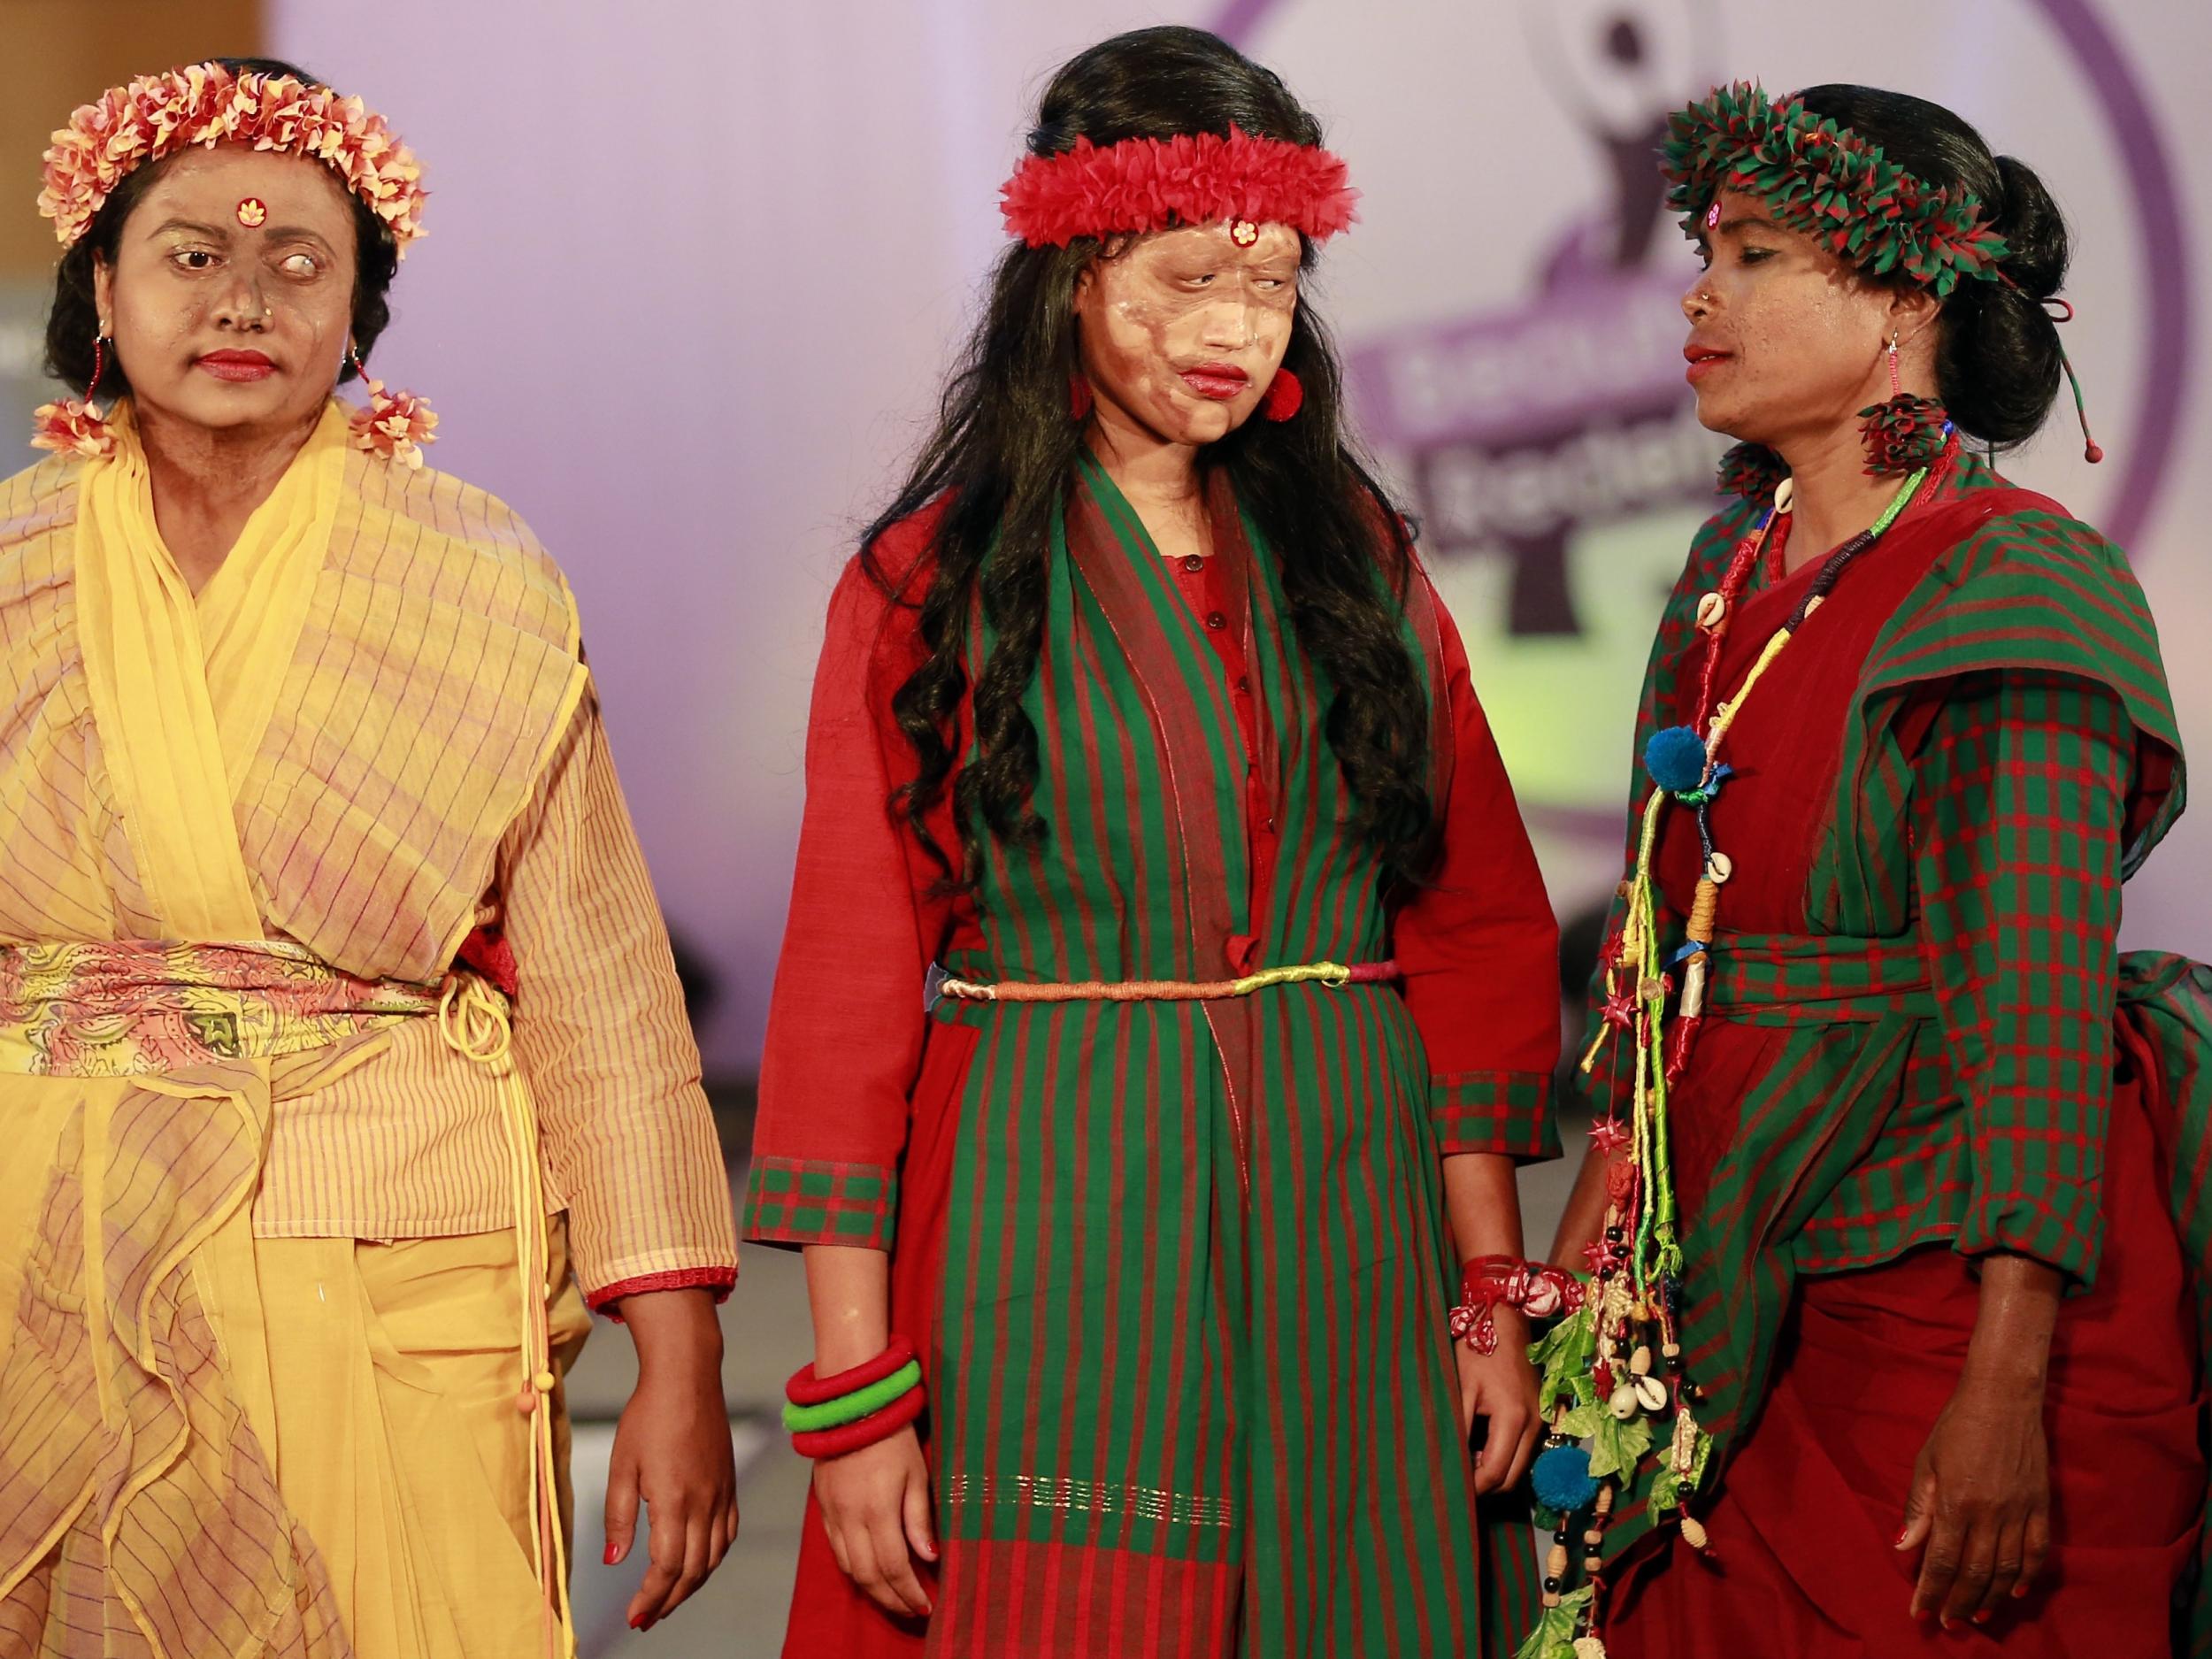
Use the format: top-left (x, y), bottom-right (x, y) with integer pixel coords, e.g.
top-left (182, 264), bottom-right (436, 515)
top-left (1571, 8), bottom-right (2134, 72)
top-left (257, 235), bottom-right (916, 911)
top-left (196, 349), bottom-right (277, 383)
top-left (1180, 362), bottom-right (1249, 401)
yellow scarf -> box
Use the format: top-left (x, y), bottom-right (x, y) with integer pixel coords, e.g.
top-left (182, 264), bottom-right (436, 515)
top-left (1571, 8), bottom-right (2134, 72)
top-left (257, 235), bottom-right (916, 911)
top-left (73, 401), bottom-right (347, 938)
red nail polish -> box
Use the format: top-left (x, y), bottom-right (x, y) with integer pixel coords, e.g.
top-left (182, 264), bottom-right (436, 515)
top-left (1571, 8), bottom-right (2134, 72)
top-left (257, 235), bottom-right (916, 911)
top-left (1974, 1612), bottom-right (1993, 1625)
top-left (1893, 1528), bottom-right (1909, 1548)
top-left (603, 1543), bottom-right (621, 1565)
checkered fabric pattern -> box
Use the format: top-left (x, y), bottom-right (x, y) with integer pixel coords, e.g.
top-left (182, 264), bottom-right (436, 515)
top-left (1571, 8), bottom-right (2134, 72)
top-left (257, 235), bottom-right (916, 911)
top-left (745, 1156), bottom-right (900, 1250)
top-left (1432, 1069), bottom-right (1557, 1159)
top-left (1578, 456), bottom-right (2191, 1575)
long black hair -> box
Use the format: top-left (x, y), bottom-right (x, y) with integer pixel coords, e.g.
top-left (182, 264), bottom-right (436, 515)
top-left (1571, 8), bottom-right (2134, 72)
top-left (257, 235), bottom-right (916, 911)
top-left (869, 25), bottom-right (1435, 896)
top-left (43, 57), bottom-right (401, 397)
top-left (1796, 84), bottom-right (2071, 448)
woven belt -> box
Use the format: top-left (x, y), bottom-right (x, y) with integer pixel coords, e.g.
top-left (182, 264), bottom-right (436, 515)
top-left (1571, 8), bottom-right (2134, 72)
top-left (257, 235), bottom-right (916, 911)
top-left (926, 957), bottom-right (1399, 1009)
top-left (0, 938), bottom-right (438, 1071)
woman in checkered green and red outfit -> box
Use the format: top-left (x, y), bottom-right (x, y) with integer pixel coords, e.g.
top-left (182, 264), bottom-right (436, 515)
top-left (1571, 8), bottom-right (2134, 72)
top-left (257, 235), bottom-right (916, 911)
top-left (1551, 83), bottom-right (2210, 1656)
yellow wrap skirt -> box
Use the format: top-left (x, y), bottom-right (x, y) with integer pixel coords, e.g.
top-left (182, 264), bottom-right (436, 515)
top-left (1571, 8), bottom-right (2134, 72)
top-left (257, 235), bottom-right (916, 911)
top-left (0, 942), bottom-right (588, 1659)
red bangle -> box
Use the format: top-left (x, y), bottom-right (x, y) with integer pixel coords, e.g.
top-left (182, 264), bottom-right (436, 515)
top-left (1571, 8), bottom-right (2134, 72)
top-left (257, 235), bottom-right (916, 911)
top-left (790, 1379), bottom-right (926, 1459)
top-left (787, 1336), bottom-right (917, 1407)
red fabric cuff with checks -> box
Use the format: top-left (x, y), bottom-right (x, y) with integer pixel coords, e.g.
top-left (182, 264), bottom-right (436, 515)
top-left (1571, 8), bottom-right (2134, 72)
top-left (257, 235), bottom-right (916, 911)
top-left (1432, 1070), bottom-right (1558, 1161)
top-left (744, 1156), bottom-right (899, 1251)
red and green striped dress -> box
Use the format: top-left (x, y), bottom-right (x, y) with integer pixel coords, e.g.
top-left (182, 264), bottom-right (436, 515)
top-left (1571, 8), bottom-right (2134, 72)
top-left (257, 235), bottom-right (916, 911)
top-left (749, 457), bottom-right (1561, 1657)
top-left (1580, 452), bottom-right (2212, 1655)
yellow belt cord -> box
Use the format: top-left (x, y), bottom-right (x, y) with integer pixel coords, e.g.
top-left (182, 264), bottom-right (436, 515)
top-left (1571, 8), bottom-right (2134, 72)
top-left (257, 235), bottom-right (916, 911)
top-left (439, 975), bottom-right (575, 1659)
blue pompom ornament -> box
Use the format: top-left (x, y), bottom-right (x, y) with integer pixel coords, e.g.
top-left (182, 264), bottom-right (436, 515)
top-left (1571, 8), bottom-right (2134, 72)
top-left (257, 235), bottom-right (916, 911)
top-left (1644, 725), bottom-right (1709, 795)
top-left (1531, 1443), bottom-right (1600, 1514)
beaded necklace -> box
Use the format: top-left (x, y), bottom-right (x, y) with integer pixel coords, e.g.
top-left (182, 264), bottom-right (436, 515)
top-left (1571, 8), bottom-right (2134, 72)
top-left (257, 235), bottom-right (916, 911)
top-left (1521, 443), bottom-right (1950, 1659)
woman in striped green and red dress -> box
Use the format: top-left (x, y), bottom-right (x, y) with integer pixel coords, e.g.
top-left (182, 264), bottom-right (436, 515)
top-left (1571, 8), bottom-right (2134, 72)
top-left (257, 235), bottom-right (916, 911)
top-left (747, 26), bottom-right (1562, 1659)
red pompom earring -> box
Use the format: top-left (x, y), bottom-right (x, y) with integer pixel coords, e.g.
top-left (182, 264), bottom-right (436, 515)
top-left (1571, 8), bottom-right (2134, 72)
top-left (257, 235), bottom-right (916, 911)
top-left (1069, 375), bottom-right (1094, 421)
top-left (1261, 367), bottom-right (1303, 423)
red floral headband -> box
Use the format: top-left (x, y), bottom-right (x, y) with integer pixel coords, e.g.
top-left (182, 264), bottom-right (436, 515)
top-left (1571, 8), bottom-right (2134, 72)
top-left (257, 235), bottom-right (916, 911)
top-left (1000, 124), bottom-right (1357, 248)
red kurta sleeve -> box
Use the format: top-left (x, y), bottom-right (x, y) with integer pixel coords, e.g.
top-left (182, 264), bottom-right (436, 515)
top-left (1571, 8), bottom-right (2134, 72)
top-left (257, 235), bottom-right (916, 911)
top-left (1394, 587), bottom-right (1563, 1161)
top-left (746, 534), bottom-right (954, 1251)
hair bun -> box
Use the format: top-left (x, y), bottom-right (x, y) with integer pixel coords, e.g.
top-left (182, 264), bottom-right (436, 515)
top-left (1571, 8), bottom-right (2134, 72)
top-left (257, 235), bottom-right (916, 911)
top-left (1794, 87), bottom-right (2077, 451)
top-left (1930, 152), bottom-right (2070, 446)
top-left (1988, 154), bottom-right (2069, 299)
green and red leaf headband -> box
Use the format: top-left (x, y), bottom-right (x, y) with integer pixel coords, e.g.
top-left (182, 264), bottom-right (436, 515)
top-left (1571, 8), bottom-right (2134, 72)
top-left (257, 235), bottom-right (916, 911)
top-left (1662, 81), bottom-right (2006, 297)
top-left (1000, 124), bottom-right (1356, 248)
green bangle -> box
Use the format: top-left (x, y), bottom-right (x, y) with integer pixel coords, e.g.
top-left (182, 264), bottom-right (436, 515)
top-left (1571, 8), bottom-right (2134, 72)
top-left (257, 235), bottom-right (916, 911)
top-left (780, 1359), bottom-right (922, 1434)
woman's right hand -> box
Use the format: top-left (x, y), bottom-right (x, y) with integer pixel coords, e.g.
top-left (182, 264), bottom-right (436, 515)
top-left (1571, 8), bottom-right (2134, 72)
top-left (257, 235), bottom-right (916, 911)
top-left (815, 1425), bottom-right (938, 1619)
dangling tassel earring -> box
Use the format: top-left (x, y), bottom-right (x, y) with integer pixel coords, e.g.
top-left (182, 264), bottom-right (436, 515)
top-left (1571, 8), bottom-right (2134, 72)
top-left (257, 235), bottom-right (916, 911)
top-left (344, 343), bottom-right (438, 469)
top-left (1858, 331), bottom-right (1948, 476)
top-left (1069, 374), bottom-right (1094, 422)
top-left (2043, 300), bottom-right (2105, 464)
top-left (31, 328), bottom-right (118, 459)
top-left (1261, 366), bottom-right (1303, 423)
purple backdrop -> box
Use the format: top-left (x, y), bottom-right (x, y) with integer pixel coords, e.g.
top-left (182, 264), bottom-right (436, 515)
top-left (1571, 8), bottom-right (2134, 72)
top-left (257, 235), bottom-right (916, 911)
top-left (270, 0), bottom-right (2212, 1071)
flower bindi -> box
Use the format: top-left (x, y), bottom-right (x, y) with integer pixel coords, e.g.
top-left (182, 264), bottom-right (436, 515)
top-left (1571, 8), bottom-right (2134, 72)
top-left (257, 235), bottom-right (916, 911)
top-left (237, 197), bottom-right (267, 227)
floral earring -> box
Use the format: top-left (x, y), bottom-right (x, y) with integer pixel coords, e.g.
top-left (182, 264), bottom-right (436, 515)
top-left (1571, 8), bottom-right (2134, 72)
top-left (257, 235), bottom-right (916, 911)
top-left (1857, 331), bottom-right (1948, 476)
top-left (31, 326), bottom-right (118, 460)
top-left (343, 343), bottom-right (438, 469)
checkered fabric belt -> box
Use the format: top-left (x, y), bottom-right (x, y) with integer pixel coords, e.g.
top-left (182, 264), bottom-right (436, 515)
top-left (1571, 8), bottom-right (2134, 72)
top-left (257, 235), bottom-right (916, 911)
top-left (1702, 933), bottom-right (1937, 1025)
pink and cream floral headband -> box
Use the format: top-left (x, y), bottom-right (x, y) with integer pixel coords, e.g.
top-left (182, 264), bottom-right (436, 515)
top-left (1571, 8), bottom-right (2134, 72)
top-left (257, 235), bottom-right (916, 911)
top-left (31, 63), bottom-right (435, 467)
top-left (38, 61), bottom-right (426, 253)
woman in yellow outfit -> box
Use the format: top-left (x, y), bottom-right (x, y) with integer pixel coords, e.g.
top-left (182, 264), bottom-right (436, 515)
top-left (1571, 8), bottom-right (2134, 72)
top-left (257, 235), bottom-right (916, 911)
top-left (0, 58), bottom-right (741, 1655)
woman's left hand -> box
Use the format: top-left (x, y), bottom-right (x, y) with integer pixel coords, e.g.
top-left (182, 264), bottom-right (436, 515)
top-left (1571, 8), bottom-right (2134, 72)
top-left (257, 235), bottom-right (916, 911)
top-left (1897, 1367), bottom-right (2051, 1627)
top-left (1457, 1306), bottom-right (1541, 1496)
top-left (604, 1288), bottom-right (740, 1632)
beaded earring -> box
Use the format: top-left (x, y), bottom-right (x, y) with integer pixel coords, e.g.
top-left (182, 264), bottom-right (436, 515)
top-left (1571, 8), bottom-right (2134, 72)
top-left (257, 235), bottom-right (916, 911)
top-left (1857, 333), bottom-right (1949, 476)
